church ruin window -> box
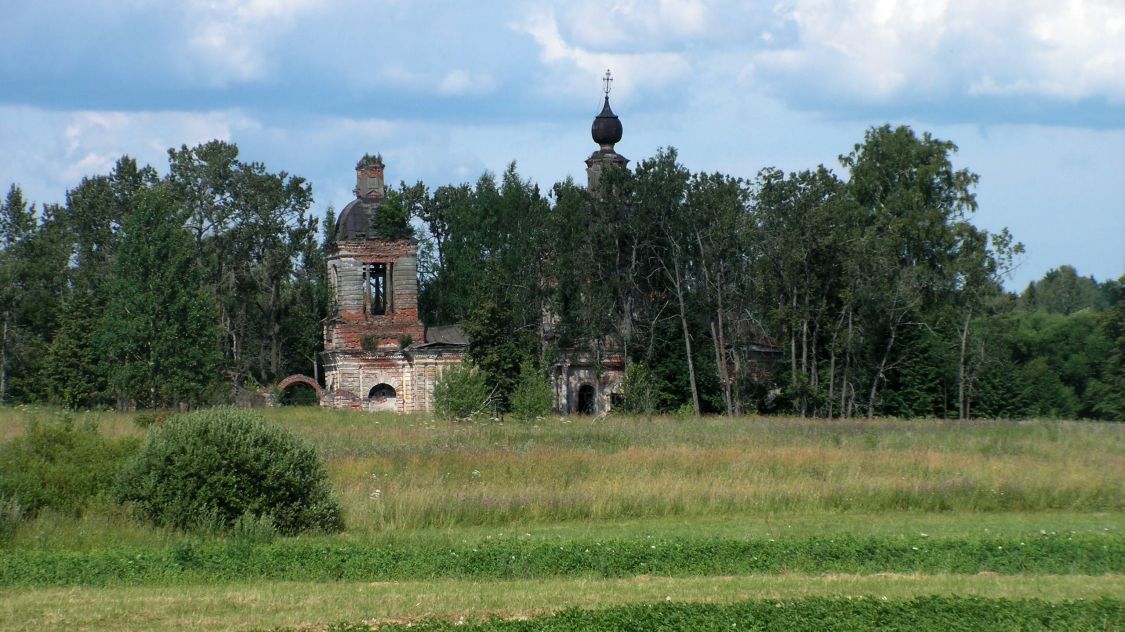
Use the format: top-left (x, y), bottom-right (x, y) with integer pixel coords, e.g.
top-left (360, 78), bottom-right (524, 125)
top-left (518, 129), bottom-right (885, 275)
top-left (365, 263), bottom-right (390, 315)
top-left (368, 383), bottom-right (396, 401)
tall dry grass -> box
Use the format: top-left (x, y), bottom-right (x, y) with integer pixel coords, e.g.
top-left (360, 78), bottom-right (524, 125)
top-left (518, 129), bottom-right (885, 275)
top-left (2, 406), bottom-right (1121, 534)
top-left (265, 410), bottom-right (1124, 531)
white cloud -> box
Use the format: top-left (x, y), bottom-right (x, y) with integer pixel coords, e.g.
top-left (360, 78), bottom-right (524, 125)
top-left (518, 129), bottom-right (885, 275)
top-left (1003, 0), bottom-right (1125, 101)
top-left (61, 152), bottom-right (119, 185)
top-left (182, 0), bottom-right (329, 85)
top-left (748, 0), bottom-right (1125, 106)
top-left (0, 106), bottom-right (259, 205)
top-left (555, 0), bottom-right (710, 48)
top-left (512, 9), bottom-right (692, 100)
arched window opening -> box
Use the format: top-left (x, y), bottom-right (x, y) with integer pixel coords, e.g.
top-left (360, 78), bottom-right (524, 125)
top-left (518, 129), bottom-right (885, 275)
top-left (368, 383), bottom-right (397, 401)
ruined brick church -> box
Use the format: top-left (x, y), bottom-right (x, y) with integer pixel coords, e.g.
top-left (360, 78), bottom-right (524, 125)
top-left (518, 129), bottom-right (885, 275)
top-left (278, 81), bottom-right (630, 414)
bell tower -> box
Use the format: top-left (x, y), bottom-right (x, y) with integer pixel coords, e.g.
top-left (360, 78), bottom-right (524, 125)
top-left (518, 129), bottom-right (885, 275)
top-left (585, 69), bottom-right (629, 190)
top-left (323, 156), bottom-right (424, 354)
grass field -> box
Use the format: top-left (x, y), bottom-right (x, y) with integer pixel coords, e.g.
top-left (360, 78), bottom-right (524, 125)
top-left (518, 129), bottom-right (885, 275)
top-left (0, 406), bottom-right (1122, 630)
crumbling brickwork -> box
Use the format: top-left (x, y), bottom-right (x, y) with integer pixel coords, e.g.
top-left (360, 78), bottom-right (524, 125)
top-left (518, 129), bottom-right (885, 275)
top-left (326, 239), bottom-right (426, 351)
top-left (322, 350), bottom-right (463, 413)
top-left (313, 157), bottom-right (468, 413)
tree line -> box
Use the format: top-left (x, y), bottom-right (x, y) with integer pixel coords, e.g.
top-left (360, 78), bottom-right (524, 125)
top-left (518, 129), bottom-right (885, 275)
top-left (0, 125), bottom-right (1120, 418)
top-left (0, 142), bottom-right (325, 409)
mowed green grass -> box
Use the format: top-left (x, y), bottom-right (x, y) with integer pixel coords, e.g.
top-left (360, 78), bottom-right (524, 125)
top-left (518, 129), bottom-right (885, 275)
top-left (3, 575), bottom-right (1122, 631)
top-left (0, 407), bottom-right (1122, 630)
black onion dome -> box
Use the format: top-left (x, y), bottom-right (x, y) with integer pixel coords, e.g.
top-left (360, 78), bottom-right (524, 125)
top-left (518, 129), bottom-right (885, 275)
top-left (591, 97), bottom-right (623, 146)
top-left (335, 198), bottom-right (379, 240)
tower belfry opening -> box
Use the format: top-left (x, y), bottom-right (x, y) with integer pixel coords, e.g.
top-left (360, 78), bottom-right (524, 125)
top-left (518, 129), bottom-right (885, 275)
top-left (366, 262), bottom-right (389, 315)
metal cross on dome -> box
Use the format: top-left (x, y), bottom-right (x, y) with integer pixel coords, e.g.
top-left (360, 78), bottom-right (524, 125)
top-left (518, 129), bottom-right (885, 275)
top-left (602, 69), bottom-right (613, 97)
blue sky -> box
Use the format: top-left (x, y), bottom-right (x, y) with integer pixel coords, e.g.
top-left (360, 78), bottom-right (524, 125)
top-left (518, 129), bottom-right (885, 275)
top-left (1, 0), bottom-right (1122, 289)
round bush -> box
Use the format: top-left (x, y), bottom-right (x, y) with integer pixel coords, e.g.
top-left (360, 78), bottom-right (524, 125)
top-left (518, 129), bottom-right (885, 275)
top-left (509, 362), bottom-right (554, 419)
top-left (432, 363), bottom-right (492, 420)
top-left (114, 409), bottom-right (343, 534)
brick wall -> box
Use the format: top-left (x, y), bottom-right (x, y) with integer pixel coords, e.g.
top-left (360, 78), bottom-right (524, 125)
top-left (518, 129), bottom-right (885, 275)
top-left (322, 350), bottom-right (464, 413)
top-left (326, 238), bottom-right (425, 351)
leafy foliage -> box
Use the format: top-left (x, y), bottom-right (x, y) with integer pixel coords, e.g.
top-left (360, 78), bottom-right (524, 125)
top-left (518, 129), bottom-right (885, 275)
top-left (0, 495), bottom-right (21, 541)
top-left (432, 363), bottom-right (492, 420)
top-left (1087, 277), bottom-right (1125, 420)
top-left (0, 186), bottom-right (70, 404)
top-left (42, 291), bottom-right (103, 409)
top-left (370, 188), bottom-right (413, 240)
top-left (1021, 265), bottom-right (1110, 314)
top-left (508, 361), bottom-right (554, 419)
top-left (114, 408), bottom-right (343, 535)
top-left (0, 125), bottom-right (1118, 418)
top-left (99, 187), bottom-right (220, 408)
top-left (0, 414), bottom-right (138, 517)
top-left (617, 362), bottom-right (659, 416)
top-left (463, 290), bottom-right (537, 411)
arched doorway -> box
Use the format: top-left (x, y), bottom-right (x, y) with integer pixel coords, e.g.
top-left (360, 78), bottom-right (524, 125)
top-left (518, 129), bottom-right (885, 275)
top-left (576, 384), bottom-right (596, 415)
top-left (276, 374), bottom-right (324, 406)
top-left (279, 382), bottom-right (319, 406)
top-left (368, 383), bottom-right (397, 412)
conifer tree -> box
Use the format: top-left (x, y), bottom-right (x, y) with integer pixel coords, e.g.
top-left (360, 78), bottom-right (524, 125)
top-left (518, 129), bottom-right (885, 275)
top-left (100, 186), bottom-right (219, 408)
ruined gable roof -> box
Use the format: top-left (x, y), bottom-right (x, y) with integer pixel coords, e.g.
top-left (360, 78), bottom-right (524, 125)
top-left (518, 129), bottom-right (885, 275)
top-left (419, 324), bottom-right (469, 346)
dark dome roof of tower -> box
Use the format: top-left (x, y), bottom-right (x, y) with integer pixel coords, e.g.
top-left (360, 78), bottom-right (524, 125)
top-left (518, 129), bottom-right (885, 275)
top-left (591, 97), bottom-right (623, 146)
top-left (335, 198), bottom-right (379, 241)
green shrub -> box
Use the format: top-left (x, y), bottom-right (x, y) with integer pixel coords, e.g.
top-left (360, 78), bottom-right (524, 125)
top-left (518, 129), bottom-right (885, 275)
top-left (0, 414), bottom-right (138, 517)
top-left (509, 362), bottom-right (554, 419)
top-left (618, 362), bottom-right (658, 416)
top-left (230, 511), bottom-right (278, 545)
top-left (371, 188), bottom-right (413, 240)
top-left (0, 496), bottom-right (22, 542)
top-left (432, 363), bottom-right (492, 420)
top-left (114, 408), bottom-right (343, 535)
